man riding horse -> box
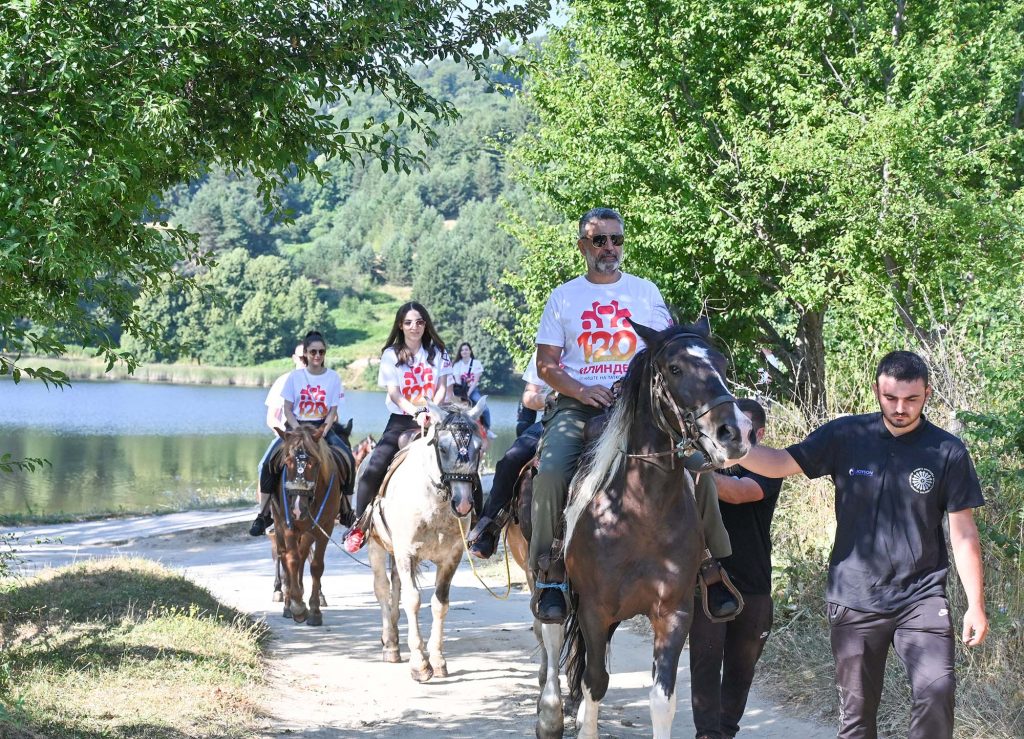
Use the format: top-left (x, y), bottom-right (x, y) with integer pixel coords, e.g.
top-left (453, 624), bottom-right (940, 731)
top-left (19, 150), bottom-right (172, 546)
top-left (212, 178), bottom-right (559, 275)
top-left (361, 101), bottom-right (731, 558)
top-left (530, 207), bottom-right (740, 625)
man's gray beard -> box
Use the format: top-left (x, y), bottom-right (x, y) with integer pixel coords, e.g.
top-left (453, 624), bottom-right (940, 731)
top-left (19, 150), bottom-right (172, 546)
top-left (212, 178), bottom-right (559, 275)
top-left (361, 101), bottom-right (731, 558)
top-left (592, 256), bottom-right (621, 274)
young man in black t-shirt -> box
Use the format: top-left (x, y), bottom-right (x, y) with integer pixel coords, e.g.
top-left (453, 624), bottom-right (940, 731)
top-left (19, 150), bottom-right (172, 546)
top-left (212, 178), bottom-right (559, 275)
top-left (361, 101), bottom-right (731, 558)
top-left (737, 351), bottom-right (988, 739)
top-left (689, 398), bottom-right (782, 739)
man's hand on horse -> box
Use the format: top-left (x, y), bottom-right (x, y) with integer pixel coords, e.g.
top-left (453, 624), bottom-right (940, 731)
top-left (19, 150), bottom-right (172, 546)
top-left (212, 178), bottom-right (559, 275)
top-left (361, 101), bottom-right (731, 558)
top-left (577, 384), bottom-right (614, 408)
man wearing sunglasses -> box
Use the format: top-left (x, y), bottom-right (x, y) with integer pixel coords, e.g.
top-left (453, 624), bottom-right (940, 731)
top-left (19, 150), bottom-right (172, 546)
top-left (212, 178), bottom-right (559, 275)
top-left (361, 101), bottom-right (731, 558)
top-left (530, 207), bottom-right (737, 625)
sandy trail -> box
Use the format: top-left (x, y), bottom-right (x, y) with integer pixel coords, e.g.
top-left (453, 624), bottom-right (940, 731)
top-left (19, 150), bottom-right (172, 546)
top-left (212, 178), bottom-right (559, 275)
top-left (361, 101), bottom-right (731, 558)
top-left (11, 510), bottom-right (833, 738)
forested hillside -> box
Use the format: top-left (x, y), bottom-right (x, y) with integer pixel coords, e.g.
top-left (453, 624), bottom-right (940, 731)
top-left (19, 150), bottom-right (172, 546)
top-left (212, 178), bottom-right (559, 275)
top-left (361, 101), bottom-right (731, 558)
top-left (133, 60), bottom-right (540, 391)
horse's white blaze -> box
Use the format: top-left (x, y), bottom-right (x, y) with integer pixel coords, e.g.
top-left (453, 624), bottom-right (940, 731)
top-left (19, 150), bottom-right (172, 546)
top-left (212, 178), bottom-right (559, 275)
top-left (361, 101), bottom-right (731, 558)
top-left (685, 345), bottom-right (711, 362)
top-left (650, 682), bottom-right (676, 739)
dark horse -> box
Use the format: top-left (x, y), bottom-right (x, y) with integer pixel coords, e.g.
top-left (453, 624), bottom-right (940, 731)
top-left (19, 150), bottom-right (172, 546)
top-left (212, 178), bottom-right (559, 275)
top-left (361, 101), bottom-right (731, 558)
top-left (544, 318), bottom-right (751, 738)
top-left (268, 424), bottom-right (347, 626)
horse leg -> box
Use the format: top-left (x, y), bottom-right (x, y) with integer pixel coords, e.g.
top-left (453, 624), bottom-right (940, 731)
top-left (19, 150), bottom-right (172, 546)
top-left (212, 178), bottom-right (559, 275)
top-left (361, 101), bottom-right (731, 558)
top-left (536, 622), bottom-right (565, 739)
top-left (427, 552), bottom-right (460, 678)
top-left (369, 542), bottom-right (401, 663)
top-left (270, 533), bottom-right (284, 602)
top-left (306, 531), bottom-right (326, 627)
top-left (648, 612), bottom-right (689, 739)
top-left (395, 555), bottom-right (432, 682)
top-left (285, 529), bottom-right (308, 623)
top-left (575, 610), bottom-right (612, 739)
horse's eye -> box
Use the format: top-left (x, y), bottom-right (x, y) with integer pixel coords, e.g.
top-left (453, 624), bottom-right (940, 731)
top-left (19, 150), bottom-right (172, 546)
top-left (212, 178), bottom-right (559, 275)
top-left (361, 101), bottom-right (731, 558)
top-left (669, 364), bottom-right (682, 375)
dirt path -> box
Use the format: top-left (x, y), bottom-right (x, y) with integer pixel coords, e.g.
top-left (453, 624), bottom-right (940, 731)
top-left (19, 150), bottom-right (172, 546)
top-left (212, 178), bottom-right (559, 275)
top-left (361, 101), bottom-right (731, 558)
top-left (12, 511), bottom-right (835, 738)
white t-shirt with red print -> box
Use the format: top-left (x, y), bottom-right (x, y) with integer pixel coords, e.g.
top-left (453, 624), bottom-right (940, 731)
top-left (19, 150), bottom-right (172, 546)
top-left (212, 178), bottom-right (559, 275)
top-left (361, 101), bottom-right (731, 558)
top-left (452, 358), bottom-right (484, 387)
top-left (379, 345), bottom-right (453, 415)
top-left (535, 273), bottom-right (671, 387)
top-left (521, 352), bottom-right (551, 391)
top-left (281, 368), bottom-right (346, 422)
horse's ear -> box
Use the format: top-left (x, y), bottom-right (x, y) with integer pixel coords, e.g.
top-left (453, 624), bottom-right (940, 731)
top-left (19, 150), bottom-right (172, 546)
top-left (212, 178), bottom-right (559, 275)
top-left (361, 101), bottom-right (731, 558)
top-left (694, 315), bottom-right (711, 337)
top-left (426, 400), bottom-right (445, 422)
top-left (312, 425), bottom-right (325, 442)
top-left (629, 319), bottom-right (660, 345)
top-left (466, 395), bottom-right (488, 422)
top-left (340, 418), bottom-right (353, 438)
top-left (274, 427), bottom-right (288, 440)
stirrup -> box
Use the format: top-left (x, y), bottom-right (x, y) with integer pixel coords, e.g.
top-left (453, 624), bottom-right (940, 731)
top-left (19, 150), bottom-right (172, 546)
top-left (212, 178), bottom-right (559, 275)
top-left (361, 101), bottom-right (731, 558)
top-left (531, 580), bottom-right (568, 624)
top-left (698, 555), bottom-right (744, 623)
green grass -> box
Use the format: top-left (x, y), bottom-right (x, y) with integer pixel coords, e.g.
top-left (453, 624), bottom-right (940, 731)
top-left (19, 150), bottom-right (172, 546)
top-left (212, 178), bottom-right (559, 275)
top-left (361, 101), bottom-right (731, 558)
top-left (0, 558), bottom-right (269, 739)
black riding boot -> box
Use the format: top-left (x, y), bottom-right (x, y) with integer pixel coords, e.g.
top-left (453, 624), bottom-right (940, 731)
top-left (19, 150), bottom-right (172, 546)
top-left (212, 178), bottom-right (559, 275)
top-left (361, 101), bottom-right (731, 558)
top-left (249, 509), bottom-right (272, 537)
top-left (531, 543), bottom-right (568, 624)
top-left (467, 514), bottom-right (502, 559)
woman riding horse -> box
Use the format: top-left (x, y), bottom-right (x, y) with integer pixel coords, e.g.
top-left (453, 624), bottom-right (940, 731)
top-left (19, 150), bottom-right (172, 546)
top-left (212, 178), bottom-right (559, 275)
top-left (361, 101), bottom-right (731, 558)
top-left (344, 302), bottom-right (452, 553)
top-left (251, 330), bottom-right (349, 535)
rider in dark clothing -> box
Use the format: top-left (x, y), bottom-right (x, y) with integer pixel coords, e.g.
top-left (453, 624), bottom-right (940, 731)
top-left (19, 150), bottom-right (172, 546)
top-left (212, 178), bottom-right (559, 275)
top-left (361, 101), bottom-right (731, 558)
top-left (689, 398), bottom-right (781, 739)
top-left (466, 356), bottom-right (549, 558)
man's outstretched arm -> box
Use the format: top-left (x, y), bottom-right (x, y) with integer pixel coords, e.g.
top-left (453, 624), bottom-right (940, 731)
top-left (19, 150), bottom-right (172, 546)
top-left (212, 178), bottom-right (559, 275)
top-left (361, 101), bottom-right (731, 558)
top-left (734, 444), bottom-right (804, 479)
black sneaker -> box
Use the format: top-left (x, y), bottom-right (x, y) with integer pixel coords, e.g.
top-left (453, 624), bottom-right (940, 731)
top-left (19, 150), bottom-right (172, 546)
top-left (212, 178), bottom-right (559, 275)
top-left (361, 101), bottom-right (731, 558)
top-left (249, 512), bottom-right (272, 537)
top-left (469, 529), bottom-right (497, 559)
top-left (536, 586), bottom-right (567, 624)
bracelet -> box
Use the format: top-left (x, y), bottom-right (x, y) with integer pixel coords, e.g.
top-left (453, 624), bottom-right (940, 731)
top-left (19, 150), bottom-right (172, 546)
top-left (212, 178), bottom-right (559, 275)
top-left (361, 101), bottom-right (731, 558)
top-left (413, 407), bottom-right (427, 417)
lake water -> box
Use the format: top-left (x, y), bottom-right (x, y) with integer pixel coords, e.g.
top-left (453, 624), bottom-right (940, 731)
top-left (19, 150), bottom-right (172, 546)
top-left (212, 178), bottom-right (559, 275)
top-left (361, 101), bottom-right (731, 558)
top-left (0, 380), bottom-right (521, 518)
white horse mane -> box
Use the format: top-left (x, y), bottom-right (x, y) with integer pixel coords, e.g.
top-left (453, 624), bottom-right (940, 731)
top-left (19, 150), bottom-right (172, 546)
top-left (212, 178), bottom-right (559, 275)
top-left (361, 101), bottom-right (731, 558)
top-left (563, 391), bottom-right (637, 549)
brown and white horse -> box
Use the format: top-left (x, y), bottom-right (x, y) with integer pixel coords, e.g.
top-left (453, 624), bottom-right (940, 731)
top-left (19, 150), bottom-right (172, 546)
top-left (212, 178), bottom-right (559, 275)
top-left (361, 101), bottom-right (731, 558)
top-left (268, 424), bottom-right (343, 626)
top-left (540, 318), bottom-right (751, 738)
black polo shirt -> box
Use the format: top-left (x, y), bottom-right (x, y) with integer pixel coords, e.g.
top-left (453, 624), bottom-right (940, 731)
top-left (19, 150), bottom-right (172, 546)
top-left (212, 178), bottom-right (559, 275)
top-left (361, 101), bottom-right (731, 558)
top-left (717, 468), bottom-right (782, 596)
top-left (787, 412), bottom-right (984, 613)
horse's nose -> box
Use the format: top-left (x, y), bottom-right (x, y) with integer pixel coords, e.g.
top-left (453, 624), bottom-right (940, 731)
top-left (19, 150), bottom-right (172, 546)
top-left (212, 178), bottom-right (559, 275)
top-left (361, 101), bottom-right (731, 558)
top-left (717, 423), bottom-right (741, 445)
top-left (454, 497), bottom-right (474, 517)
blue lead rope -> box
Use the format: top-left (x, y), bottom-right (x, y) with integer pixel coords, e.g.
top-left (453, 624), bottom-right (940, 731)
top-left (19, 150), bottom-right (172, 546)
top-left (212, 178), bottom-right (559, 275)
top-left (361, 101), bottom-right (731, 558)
top-left (535, 581), bottom-right (569, 593)
top-left (311, 472), bottom-right (336, 527)
top-left (280, 468), bottom-right (291, 528)
top-left (280, 469), bottom-right (335, 529)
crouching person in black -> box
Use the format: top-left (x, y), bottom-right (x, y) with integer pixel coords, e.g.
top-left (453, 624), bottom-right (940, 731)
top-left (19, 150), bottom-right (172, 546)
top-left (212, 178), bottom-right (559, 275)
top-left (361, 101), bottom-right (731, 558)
top-left (689, 398), bottom-right (782, 739)
top-left (466, 355), bottom-right (550, 558)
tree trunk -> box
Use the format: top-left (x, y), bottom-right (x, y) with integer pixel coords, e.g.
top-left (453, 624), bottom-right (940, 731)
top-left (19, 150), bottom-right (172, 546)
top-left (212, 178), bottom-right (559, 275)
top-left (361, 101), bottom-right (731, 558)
top-left (794, 308), bottom-right (828, 421)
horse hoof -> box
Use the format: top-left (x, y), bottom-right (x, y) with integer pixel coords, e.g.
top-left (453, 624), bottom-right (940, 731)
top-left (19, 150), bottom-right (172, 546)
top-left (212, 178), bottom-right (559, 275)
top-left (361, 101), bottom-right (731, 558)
top-left (410, 664), bottom-right (434, 683)
top-left (430, 662), bottom-right (448, 678)
top-left (382, 647), bottom-right (401, 664)
top-left (306, 612), bottom-right (322, 626)
top-left (282, 607), bottom-right (292, 619)
top-left (292, 609), bottom-right (307, 624)
top-left (272, 591), bottom-right (284, 603)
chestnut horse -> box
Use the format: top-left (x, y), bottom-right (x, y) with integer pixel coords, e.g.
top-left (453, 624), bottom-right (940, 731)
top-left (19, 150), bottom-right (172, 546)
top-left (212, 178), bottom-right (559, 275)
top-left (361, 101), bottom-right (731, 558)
top-left (268, 424), bottom-right (346, 625)
top-left (537, 319), bottom-right (751, 738)
top-left (269, 431), bottom-right (374, 603)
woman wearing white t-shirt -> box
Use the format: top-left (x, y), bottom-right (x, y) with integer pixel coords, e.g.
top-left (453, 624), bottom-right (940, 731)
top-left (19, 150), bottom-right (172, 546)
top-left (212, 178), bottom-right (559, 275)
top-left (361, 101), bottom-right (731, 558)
top-left (343, 302), bottom-right (452, 552)
top-left (451, 341), bottom-right (492, 430)
top-left (250, 330), bottom-right (347, 535)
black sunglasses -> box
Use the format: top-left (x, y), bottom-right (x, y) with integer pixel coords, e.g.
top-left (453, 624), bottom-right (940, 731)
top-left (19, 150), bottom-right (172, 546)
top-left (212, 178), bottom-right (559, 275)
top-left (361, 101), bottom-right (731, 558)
top-left (585, 233), bottom-right (624, 248)
top-left (307, 348), bottom-right (326, 356)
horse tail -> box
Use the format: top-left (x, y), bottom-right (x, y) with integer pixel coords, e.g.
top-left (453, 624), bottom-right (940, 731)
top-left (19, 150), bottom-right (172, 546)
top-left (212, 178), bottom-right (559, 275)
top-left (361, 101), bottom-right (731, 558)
top-left (562, 590), bottom-right (586, 705)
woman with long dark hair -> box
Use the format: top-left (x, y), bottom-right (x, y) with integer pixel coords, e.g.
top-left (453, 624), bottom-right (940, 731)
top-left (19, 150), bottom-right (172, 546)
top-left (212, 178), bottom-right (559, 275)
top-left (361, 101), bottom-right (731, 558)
top-left (343, 302), bottom-right (452, 552)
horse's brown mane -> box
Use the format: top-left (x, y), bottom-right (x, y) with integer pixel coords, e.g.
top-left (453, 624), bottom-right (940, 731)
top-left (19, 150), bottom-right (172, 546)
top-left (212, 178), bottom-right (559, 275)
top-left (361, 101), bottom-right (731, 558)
top-left (270, 425), bottom-right (333, 472)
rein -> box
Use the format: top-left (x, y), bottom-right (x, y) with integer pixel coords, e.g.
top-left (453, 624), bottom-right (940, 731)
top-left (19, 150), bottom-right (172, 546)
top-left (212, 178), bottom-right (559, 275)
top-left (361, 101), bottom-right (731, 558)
top-left (428, 411), bottom-right (482, 500)
top-left (629, 333), bottom-right (737, 469)
top-left (278, 446), bottom-right (337, 529)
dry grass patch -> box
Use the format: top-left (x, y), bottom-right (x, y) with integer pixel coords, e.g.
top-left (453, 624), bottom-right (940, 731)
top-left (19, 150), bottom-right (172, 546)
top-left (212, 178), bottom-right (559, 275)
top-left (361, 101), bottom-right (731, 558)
top-left (0, 557), bottom-right (269, 739)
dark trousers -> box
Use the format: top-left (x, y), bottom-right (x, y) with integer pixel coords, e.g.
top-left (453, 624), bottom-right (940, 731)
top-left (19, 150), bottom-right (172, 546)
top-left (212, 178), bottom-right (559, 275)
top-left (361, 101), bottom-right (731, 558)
top-left (828, 595), bottom-right (955, 739)
top-left (481, 422), bottom-right (542, 521)
top-left (353, 413), bottom-right (420, 518)
top-left (689, 593), bottom-right (773, 738)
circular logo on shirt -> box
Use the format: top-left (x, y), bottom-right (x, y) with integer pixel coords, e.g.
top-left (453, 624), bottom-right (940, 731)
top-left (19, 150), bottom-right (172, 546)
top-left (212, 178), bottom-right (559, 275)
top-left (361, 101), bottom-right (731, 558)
top-left (908, 468), bottom-right (935, 494)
